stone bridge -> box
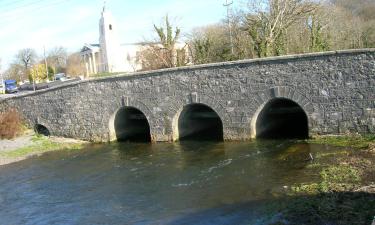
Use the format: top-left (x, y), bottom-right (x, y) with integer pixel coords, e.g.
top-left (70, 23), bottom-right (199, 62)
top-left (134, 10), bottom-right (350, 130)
top-left (1, 49), bottom-right (374, 142)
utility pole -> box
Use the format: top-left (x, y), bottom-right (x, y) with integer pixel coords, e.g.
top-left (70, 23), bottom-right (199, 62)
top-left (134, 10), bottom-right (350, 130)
top-left (32, 65), bottom-right (36, 92)
top-left (0, 58), bottom-right (4, 94)
top-left (43, 46), bottom-right (49, 81)
top-left (223, 0), bottom-right (234, 55)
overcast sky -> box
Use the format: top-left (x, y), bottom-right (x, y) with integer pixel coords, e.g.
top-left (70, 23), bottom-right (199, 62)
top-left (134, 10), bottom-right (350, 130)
top-left (0, 0), bottom-right (241, 70)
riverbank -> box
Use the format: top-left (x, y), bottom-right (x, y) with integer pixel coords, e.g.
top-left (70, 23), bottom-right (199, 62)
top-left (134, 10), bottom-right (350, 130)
top-left (270, 135), bottom-right (375, 225)
top-left (0, 131), bottom-right (87, 166)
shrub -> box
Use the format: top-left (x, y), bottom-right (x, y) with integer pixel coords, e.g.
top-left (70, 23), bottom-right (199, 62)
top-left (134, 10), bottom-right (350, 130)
top-left (0, 109), bottom-right (23, 139)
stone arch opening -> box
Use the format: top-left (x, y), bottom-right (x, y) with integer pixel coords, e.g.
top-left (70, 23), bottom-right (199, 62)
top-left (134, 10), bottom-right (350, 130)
top-left (177, 103), bottom-right (223, 141)
top-left (35, 124), bottom-right (50, 136)
top-left (254, 98), bottom-right (308, 139)
top-left (114, 107), bottom-right (151, 142)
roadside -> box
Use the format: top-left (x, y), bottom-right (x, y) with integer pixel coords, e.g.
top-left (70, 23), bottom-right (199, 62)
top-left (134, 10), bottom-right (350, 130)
top-left (0, 90), bottom-right (34, 100)
top-left (0, 130), bottom-right (87, 166)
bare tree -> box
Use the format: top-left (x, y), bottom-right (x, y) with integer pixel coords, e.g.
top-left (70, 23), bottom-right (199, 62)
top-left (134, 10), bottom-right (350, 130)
top-left (16, 48), bottom-right (37, 72)
top-left (47, 46), bottom-right (67, 73)
top-left (244, 0), bottom-right (319, 57)
top-left (329, 0), bottom-right (375, 48)
top-left (189, 23), bottom-right (240, 64)
top-left (4, 64), bottom-right (24, 81)
top-left (14, 48), bottom-right (37, 81)
top-left (66, 52), bottom-right (85, 77)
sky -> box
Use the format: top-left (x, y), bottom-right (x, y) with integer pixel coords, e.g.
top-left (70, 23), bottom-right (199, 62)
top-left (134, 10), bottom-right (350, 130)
top-left (0, 0), bottom-right (241, 71)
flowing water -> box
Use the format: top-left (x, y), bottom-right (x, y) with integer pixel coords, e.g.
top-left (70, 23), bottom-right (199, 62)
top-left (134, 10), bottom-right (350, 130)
top-left (0, 140), bottom-right (353, 224)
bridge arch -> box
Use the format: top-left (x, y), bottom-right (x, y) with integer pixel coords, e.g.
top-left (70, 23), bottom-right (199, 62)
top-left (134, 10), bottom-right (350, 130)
top-left (109, 106), bottom-right (151, 142)
top-left (251, 97), bottom-right (309, 139)
top-left (251, 87), bottom-right (311, 139)
top-left (172, 103), bottom-right (224, 141)
top-left (34, 124), bottom-right (50, 136)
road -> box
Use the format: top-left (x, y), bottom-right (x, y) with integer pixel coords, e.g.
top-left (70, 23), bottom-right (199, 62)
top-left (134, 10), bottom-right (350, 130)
top-left (0, 90), bottom-right (34, 100)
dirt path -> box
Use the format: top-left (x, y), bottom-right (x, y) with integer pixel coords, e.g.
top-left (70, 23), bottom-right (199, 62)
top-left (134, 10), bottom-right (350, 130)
top-left (0, 132), bottom-right (87, 166)
top-left (0, 131), bottom-right (34, 153)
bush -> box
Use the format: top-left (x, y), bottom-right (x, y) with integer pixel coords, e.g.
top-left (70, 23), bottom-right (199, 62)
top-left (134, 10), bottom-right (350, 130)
top-left (0, 109), bottom-right (23, 139)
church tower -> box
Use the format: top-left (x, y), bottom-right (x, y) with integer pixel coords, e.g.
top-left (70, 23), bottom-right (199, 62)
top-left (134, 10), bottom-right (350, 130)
top-left (99, 3), bottom-right (123, 73)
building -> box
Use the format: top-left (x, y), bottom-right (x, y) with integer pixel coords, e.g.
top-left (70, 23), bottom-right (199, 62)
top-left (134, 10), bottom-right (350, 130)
top-left (81, 5), bottom-right (189, 77)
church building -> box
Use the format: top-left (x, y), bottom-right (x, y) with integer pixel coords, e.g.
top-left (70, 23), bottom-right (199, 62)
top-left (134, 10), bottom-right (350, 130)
top-left (80, 6), bottom-right (141, 76)
top-left (80, 5), bottom-right (188, 77)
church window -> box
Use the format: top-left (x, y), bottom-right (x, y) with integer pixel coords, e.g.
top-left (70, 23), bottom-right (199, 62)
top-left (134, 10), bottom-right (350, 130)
top-left (109, 24), bottom-right (112, 30)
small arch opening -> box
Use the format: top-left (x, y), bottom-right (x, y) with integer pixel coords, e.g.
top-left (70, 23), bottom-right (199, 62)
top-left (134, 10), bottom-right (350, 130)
top-left (256, 98), bottom-right (308, 139)
top-left (178, 103), bottom-right (223, 141)
top-left (35, 124), bottom-right (50, 136)
top-left (114, 107), bottom-right (151, 142)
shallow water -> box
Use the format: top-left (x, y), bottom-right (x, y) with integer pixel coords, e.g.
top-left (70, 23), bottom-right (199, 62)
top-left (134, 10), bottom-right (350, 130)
top-left (0, 140), bottom-right (349, 224)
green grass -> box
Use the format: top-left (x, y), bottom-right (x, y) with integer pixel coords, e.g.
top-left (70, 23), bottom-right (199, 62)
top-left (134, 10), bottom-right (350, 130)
top-left (0, 135), bottom-right (84, 158)
top-left (285, 163), bottom-right (371, 225)
top-left (308, 134), bottom-right (375, 149)
top-left (255, 134), bottom-right (375, 224)
top-left (314, 150), bottom-right (349, 159)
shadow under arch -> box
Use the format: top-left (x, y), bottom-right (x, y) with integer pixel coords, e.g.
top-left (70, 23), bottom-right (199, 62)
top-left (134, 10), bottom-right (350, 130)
top-left (109, 106), bottom-right (151, 142)
top-left (34, 124), bottom-right (50, 136)
top-left (251, 98), bottom-right (309, 139)
top-left (173, 103), bottom-right (224, 141)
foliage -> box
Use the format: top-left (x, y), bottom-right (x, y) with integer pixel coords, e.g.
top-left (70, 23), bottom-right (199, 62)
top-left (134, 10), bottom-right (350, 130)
top-left (186, 0), bottom-right (375, 65)
top-left (0, 109), bottom-right (23, 140)
top-left (137, 15), bottom-right (188, 70)
top-left (47, 66), bottom-right (55, 81)
top-left (308, 14), bottom-right (330, 52)
top-left (154, 15), bottom-right (181, 52)
top-left (189, 24), bottom-right (239, 64)
top-left (190, 38), bottom-right (212, 64)
top-left (47, 46), bottom-right (67, 74)
top-left (29, 64), bottom-right (47, 82)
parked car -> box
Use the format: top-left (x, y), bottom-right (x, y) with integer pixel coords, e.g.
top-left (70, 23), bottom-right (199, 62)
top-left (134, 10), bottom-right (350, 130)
top-left (55, 73), bottom-right (67, 81)
top-left (5, 80), bottom-right (18, 93)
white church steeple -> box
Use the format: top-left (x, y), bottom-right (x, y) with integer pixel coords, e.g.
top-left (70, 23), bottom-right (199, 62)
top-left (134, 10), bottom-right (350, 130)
top-left (99, 2), bottom-right (124, 73)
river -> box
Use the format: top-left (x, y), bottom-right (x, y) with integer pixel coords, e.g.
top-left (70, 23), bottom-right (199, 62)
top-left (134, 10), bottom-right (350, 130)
top-left (0, 140), bottom-right (359, 224)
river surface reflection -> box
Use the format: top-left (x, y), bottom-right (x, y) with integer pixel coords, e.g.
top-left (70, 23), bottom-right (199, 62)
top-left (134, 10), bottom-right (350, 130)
top-left (0, 140), bottom-right (343, 224)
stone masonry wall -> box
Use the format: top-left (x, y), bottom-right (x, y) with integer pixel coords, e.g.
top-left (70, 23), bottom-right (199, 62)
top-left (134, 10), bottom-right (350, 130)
top-left (0, 49), bottom-right (374, 142)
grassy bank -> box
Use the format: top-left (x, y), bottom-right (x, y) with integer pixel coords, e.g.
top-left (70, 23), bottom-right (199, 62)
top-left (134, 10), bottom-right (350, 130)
top-left (308, 134), bottom-right (375, 149)
top-left (0, 135), bottom-right (85, 165)
top-left (275, 135), bottom-right (375, 225)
